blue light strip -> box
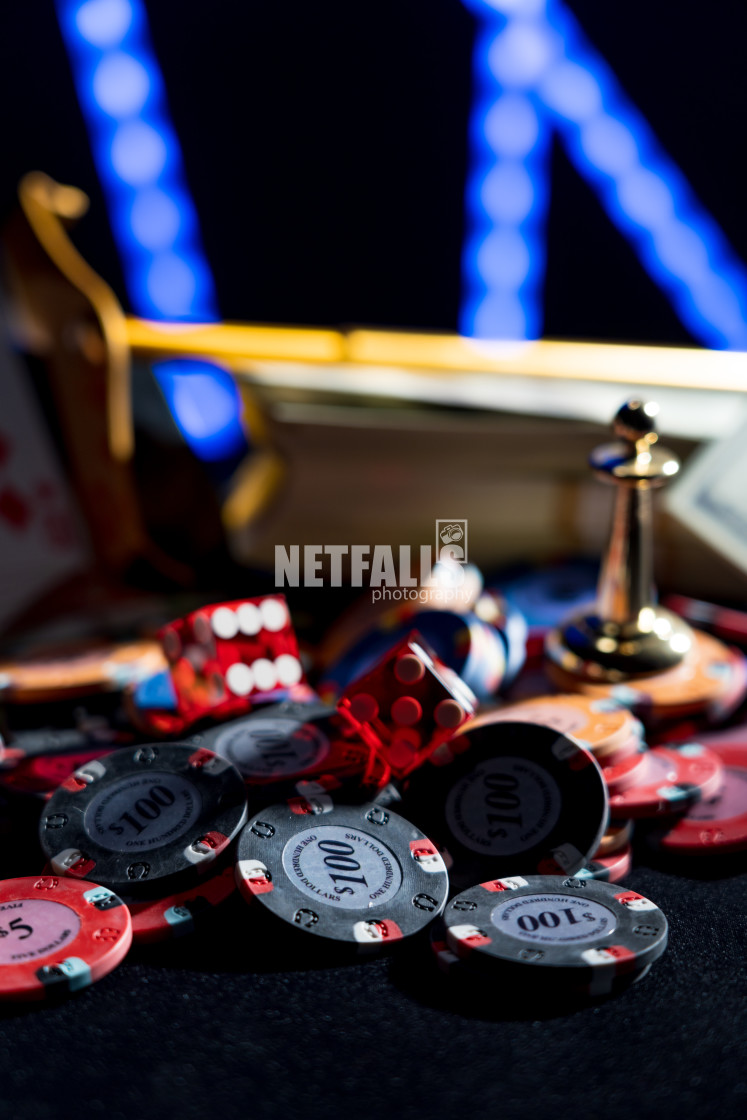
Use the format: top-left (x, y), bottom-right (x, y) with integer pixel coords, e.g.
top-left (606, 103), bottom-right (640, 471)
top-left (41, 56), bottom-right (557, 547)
top-left (56, 0), bottom-right (250, 462)
top-left (462, 0), bottom-right (747, 348)
top-left (56, 0), bottom-right (218, 322)
top-left (460, 32), bottom-right (551, 338)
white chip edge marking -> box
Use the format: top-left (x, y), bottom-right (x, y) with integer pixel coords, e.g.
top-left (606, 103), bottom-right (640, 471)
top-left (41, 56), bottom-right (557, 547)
top-left (353, 920), bottom-right (385, 943)
top-left (237, 858), bottom-right (269, 883)
top-left (50, 849), bottom-right (85, 873)
top-left (412, 850), bottom-right (447, 874)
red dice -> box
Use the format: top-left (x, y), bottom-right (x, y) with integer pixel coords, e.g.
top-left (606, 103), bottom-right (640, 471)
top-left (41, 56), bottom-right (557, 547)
top-left (159, 595), bottom-right (306, 727)
top-left (337, 631), bottom-right (477, 777)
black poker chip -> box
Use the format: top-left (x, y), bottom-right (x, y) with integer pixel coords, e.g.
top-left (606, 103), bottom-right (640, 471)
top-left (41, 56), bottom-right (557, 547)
top-left (428, 917), bottom-right (655, 1003)
top-left (0, 725), bottom-right (132, 769)
top-left (183, 700), bottom-right (390, 800)
top-left (443, 875), bottom-right (668, 994)
top-left (183, 700), bottom-right (347, 781)
top-left (39, 744), bottom-right (248, 894)
top-left (400, 719), bottom-right (609, 891)
top-left (235, 798), bottom-right (449, 948)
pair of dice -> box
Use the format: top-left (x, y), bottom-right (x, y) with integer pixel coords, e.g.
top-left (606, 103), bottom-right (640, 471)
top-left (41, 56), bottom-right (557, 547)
top-left (132, 595), bottom-right (477, 780)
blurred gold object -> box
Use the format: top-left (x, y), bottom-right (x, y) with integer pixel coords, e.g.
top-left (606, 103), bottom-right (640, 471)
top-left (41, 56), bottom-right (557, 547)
top-left (545, 399), bottom-right (695, 681)
top-left (2, 172), bottom-right (163, 576)
top-left (13, 171), bottom-right (132, 461)
top-left (2, 173), bottom-right (283, 582)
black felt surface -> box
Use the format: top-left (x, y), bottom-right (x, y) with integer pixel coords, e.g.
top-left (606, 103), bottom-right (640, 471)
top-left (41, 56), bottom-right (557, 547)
top-left (0, 819), bottom-right (744, 1120)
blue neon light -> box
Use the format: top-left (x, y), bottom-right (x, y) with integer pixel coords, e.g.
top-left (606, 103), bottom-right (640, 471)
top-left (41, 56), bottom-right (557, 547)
top-left (57, 0), bottom-right (218, 322)
top-left (153, 360), bottom-right (248, 462)
top-left (57, 0), bottom-right (249, 462)
top-left (462, 0), bottom-right (747, 348)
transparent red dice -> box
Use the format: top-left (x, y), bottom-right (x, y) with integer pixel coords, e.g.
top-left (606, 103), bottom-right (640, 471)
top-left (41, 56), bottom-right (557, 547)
top-left (337, 631), bottom-right (477, 777)
top-left (158, 595), bottom-right (306, 727)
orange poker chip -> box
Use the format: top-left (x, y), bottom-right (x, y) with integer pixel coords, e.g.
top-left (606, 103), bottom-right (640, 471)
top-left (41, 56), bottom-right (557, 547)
top-left (484, 692), bottom-right (638, 753)
top-left (545, 629), bottom-right (738, 718)
top-left (596, 820), bottom-right (634, 856)
top-left (0, 639), bottom-right (167, 704)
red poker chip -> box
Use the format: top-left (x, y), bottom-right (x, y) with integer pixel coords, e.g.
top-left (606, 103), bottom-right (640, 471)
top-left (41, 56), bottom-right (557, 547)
top-left (125, 863), bottom-right (237, 944)
top-left (601, 750), bottom-right (649, 796)
top-left (654, 742), bottom-right (747, 854)
top-left (0, 747), bottom-right (115, 799)
top-left (572, 843), bottom-right (632, 883)
top-left (608, 744), bottom-right (724, 819)
top-left (0, 875), bottom-right (132, 1001)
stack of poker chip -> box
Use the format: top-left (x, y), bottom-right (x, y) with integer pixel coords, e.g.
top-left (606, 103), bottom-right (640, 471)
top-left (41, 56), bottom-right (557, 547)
top-left (483, 692), bottom-right (733, 876)
top-left (644, 721), bottom-right (747, 859)
top-left (546, 628), bottom-right (747, 732)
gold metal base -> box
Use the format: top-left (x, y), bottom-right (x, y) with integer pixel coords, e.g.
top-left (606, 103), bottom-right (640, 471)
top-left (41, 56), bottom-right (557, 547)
top-left (545, 605), bottom-right (694, 682)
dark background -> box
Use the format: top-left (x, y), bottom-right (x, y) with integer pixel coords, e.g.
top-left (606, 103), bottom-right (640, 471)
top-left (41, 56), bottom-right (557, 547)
top-left (3, 0), bottom-right (747, 343)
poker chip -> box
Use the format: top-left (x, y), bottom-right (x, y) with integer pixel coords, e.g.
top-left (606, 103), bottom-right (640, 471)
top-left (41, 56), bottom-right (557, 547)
top-left (664, 594), bottom-right (747, 647)
top-left (0, 875), bottom-right (132, 1001)
top-left (443, 875), bottom-right (668, 994)
top-left (571, 844), bottom-right (632, 883)
top-left (473, 590), bottom-right (528, 685)
top-left (0, 726), bottom-right (128, 769)
top-left (401, 719), bottom-right (608, 891)
top-left (597, 820), bottom-right (634, 855)
top-left (601, 750), bottom-right (650, 796)
top-left (39, 744), bottom-right (248, 893)
top-left (546, 629), bottom-right (744, 725)
top-left (0, 639), bottom-right (166, 704)
top-left (235, 798), bottom-right (449, 948)
top-left (428, 916), bottom-right (653, 999)
top-left (651, 740), bottom-right (747, 854)
top-left (593, 727), bottom-right (648, 767)
top-left (125, 863), bottom-right (237, 944)
top-left (488, 694), bottom-right (640, 758)
top-left (0, 746), bottom-right (117, 800)
top-left (608, 743), bottom-right (724, 819)
top-left (184, 700), bottom-right (382, 787)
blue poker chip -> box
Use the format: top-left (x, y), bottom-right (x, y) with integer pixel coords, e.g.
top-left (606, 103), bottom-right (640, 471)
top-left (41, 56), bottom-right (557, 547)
top-left (474, 590), bottom-right (528, 685)
top-left (318, 610), bottom-right (506, 702)
top-left (492, 559), bottom-right (599, 631)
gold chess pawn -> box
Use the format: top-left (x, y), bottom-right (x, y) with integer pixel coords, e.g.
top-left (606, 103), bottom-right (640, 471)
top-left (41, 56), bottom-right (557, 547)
top-left (545, 399), bottom-right (694, 681)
